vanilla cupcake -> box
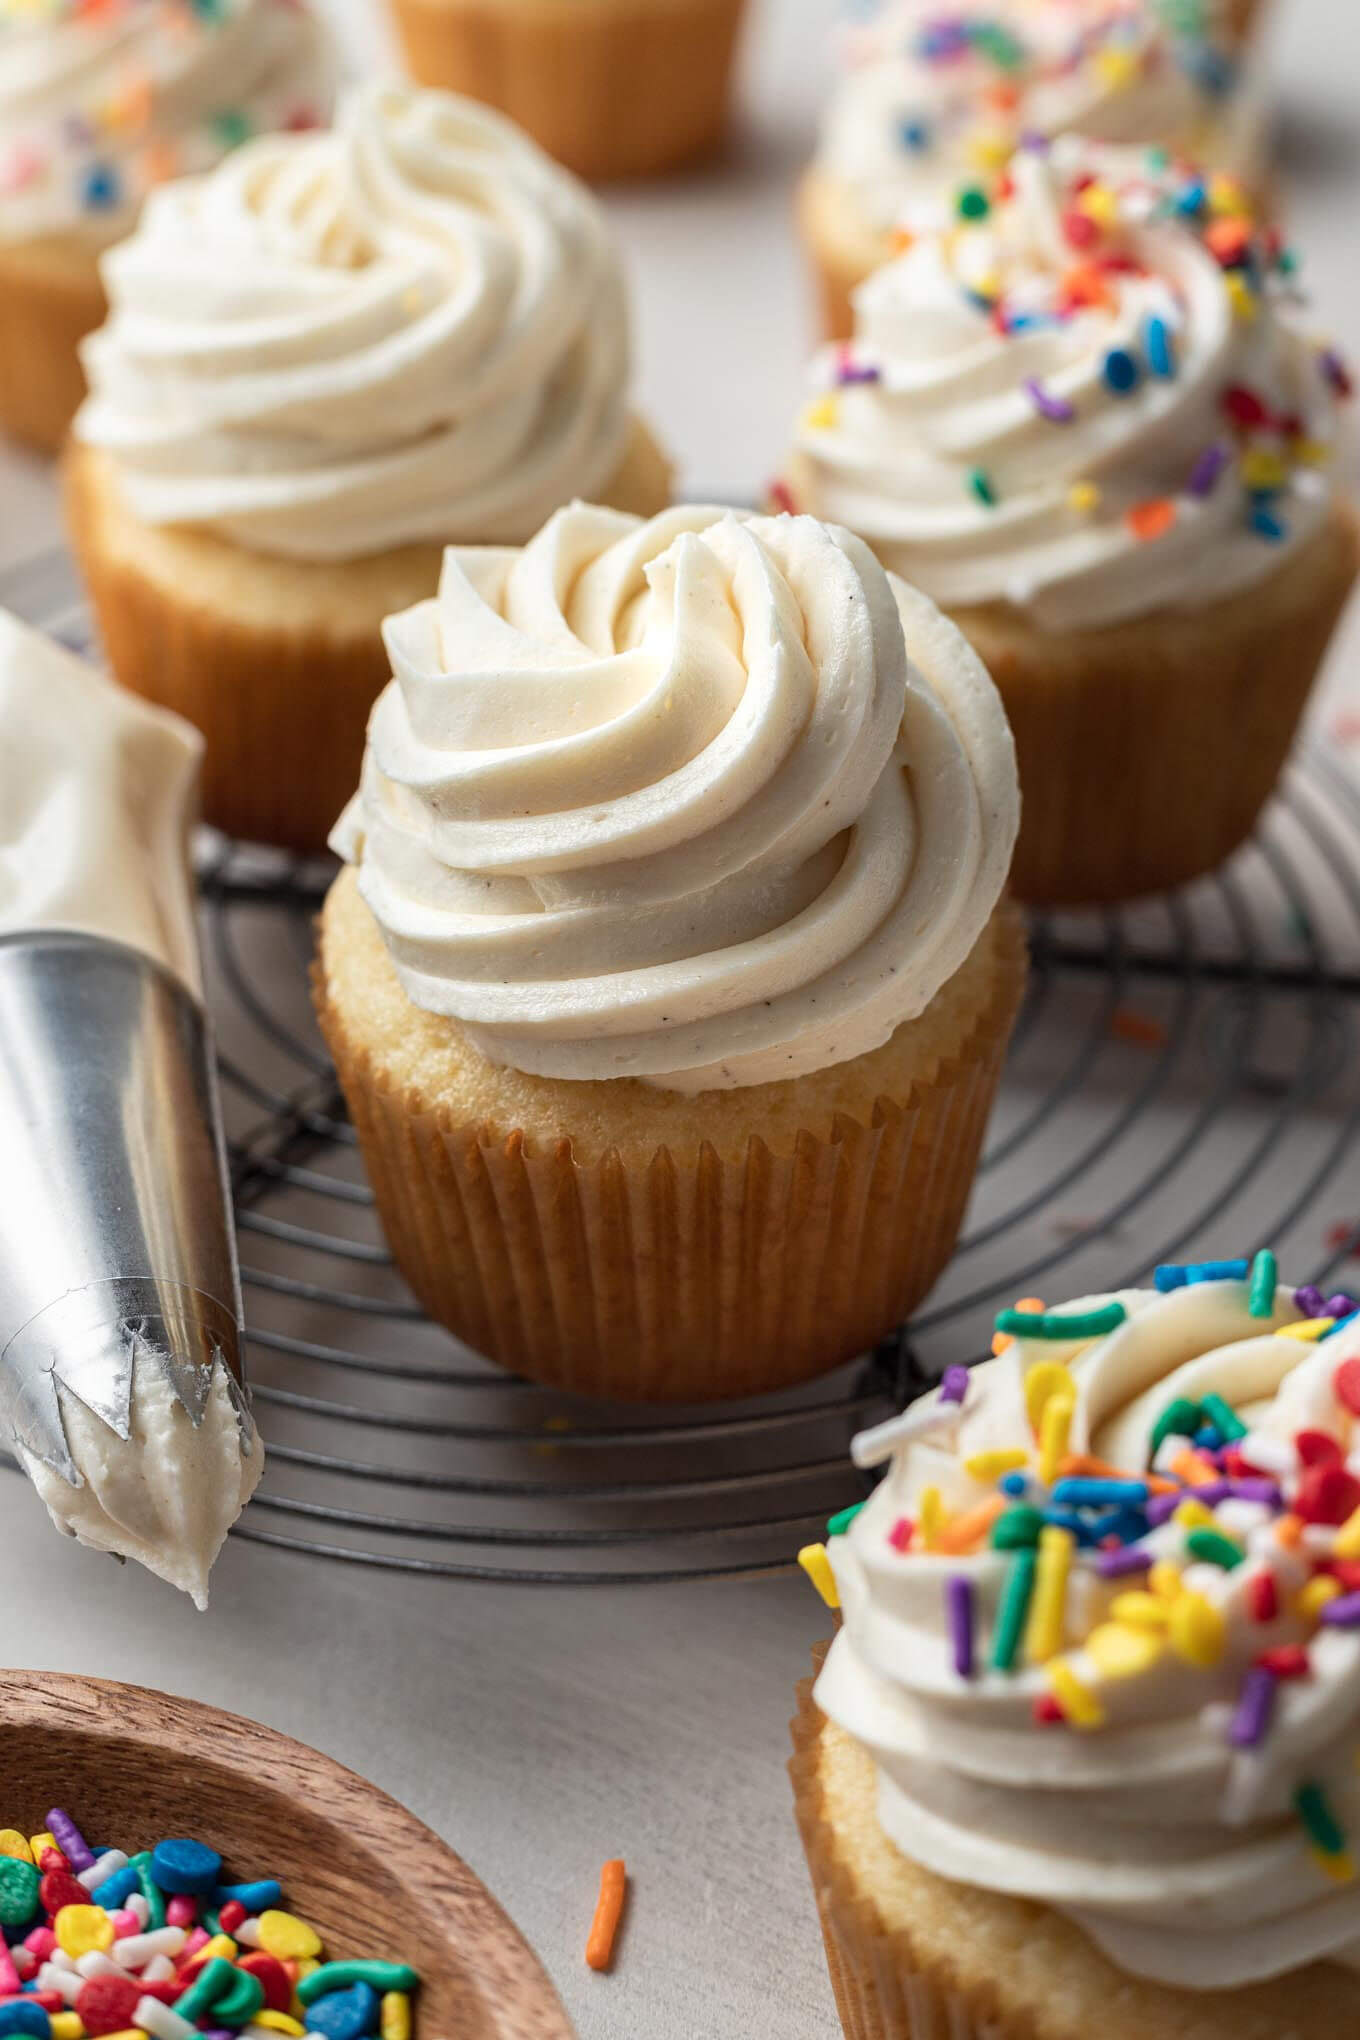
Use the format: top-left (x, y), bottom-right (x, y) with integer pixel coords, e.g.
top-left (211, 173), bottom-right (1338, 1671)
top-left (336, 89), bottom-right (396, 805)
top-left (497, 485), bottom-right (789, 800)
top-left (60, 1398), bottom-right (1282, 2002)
top-left (800, 0), bottom-right (1264, 338)
top-left (782, 140), bottom-right (1356, 905)
top-left (316, 504), bottom-right (1025, 1402)
top-left (0, 0), bottom-right (333, 454)
top-left (66, 83), bottom-right (672, 853)
top-left (793, 1257), bottom-right (1360, 2040)
top-left (390, 0), bottom-right (749, 183)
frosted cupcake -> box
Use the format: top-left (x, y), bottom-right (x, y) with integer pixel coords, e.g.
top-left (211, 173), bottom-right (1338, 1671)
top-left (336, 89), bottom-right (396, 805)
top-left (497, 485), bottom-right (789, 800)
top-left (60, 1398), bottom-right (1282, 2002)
top-left (800, 0), bottom-right (1263, 338)
top-left (0, 0), bottom-right (333, 454)
top-left (66, 83), bottom-right (672, 854)
top-left (792, 1256), bottom-right (1360, 2040)
top-left (782, 139), bottom-right (1356, 905)
top-left (317, 504), bottom-right (1025, 1402)
top-left (389, 0), bottom-right (749, 183)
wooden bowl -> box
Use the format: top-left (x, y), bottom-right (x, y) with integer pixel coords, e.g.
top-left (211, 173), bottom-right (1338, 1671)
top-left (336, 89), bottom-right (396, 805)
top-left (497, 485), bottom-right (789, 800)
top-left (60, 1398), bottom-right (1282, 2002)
top-left (0, 1669), bottom-right (574, 2040)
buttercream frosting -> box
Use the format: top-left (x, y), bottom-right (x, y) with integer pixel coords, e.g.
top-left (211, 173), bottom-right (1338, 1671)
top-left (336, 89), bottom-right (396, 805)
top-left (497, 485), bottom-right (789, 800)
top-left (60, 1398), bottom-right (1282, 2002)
top-left (75, 81), bottom-right (636, 560)
top-left (0, 0), bottom-right (333, 247)
top-left (814, 1265), bottom-right (1360, 1990)
top-left (332, 502), bottom-right (1019, 1093)
top-left (788, 139), bottom-right (1346, 632)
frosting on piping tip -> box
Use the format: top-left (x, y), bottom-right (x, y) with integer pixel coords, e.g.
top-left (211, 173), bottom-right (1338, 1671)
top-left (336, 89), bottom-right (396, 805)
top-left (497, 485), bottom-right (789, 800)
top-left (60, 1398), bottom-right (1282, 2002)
top-left (805, 1260), bottom-right (1360, 1989)
top-left (332, 503), bottom-right (1019, 1093)
top-left (787, 138), bottom-right (1349, 632)
top-left (76, 82), bottom-right (634, 558)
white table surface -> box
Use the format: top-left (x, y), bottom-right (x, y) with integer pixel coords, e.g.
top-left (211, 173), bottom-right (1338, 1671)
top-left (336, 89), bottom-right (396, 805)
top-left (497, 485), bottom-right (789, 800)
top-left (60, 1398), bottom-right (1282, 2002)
top-left (2, 5), bottom-right (1360, 2037)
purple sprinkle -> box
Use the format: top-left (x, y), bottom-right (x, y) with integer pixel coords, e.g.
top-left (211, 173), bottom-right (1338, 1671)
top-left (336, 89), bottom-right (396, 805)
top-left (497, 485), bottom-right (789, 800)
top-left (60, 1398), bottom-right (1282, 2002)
top-left (1024, 376), bottom-right (1077, 424)
top-left (1147, 1492), bottom-right (1182, 1528)
top-left (1187, 442), bottom-right (1231, 498)
top-left (44, 1808), bottom-right (94, 1873)
top-left (1295, 1284), bottom-right (1329, 1317)
top-left (940, 1364), bottom-right (970, 1405)
top-left (1227, 1478), bottom-right (1284, 1509)
top-left (1228, 1665), bottom-right (1278, 1749)
top-left (946, 1573), bottom-right (975, 1678)
top-left (1018, 130), bottom-right (1051, 153)
top-left (1319, 1591), bottom-right (1360, 1628)
top-left (1325, 1294), bottom-right (1359, 1320)
top-left (837, 360), bottom-right (883, 386)
top-left (1096, 1543), bottom-right (1154, 1578)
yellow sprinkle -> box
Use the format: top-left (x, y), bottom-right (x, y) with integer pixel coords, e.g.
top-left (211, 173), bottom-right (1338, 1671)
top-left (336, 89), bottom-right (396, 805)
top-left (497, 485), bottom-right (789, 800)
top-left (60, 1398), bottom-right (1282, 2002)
top-left (967, 131), bottom-right (1012, 172)
top-left (50, 2018), bottom-right (85, 2040)
top-left (1024, 1361), bottom-right (1078, 1435)
top-left (1294, 439), bottom-right (1332, 466)
top-left (54, 1905), bottom-right (114, 1959)
top-left (197, 1934), bottom-right (237, 1962)
top-left (1094, 47), bottom-right (1140, 89)
top-left (1086, 1622), bottom-right (1166, 1679)
top-left (798, 1542), bottom-right (840, 1610)
top-left (28, 1833), bottom-right (56, 1864)
top-left (801, 395), bottom-right (840, 433)
top-left (257, 1911), bottom-right (324, 1964)
top-left (1039, 1393), bottom-right (1075, 1488)
top-left (1226, 272), bottom-right (1259, 323)
top-left (1241, 448), bottom-right (1288, 492)
top-left (1068, 480), bottom-right (1100, 514)
top-left (1300, 1575), bottom-right (1344, 1621)
top-left (1313, 1848), bottom-right (1357, 1885)
top-left (1173, 1498), bottom-right (1218, 1531)
top-left (1334, 1505), bottom-right (1360, 1562)
top-left (1149, 1560), bottom-right (1183, 1602)
top-left (1209, 172), bottom-right (1250, 217)
top-left (918, 1486), bottom-right (945, 1551)
top-left (1025, 1524), bottom-right (1074, 1664)
top-left (1168, 1590), bottom-right (1227, 1668)
top-left (1110, 1591), bottom-right (1171, 1630)
top-left (381, 1994), bottom-right (412, 2040)
top-left (1077, 184), bottom-right (1119, 228)
top-left (255, 2017), bottom-right (307, 2038)
top-left (1276, 1317), bottom-right (1334, 1342)
top-left (0, 1832), bottom-right (33, 1863)
top-left (963, 1448), bottom-right (1030, 1482)
top-left (1049, 1659), bottom-right (1106, 1728)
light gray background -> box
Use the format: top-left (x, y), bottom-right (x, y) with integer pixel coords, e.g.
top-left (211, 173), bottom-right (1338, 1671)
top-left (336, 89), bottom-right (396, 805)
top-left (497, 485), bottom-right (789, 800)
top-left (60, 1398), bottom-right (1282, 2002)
top-left (1, 4), bottom-right (1358, 2036)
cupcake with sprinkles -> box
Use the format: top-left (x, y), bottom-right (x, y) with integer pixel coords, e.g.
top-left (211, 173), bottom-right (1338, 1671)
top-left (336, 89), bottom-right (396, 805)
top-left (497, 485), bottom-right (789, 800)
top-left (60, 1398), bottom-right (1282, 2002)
top-left (0, 0), bottom-right (334, 454)
top-left (781, 136), bottom-right (1357, 904)
top-left (799, 0), bottom-right (1265, 339)
top-left (792, 1252), bottom-right (1360, 2040)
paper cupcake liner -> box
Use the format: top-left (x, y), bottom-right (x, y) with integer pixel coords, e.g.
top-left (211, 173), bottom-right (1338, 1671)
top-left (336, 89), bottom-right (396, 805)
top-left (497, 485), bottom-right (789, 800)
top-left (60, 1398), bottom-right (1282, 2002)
top-left (796, 170), bottom-right (882, 343)
top-left (314, 909), bottom-right (1026, 1403)
top-left (391, 0), bottom-right (748, 182)
top-left (0, 237), bottom-right (104, 456)
top-left (956, 503), bottom-right (1359, 907)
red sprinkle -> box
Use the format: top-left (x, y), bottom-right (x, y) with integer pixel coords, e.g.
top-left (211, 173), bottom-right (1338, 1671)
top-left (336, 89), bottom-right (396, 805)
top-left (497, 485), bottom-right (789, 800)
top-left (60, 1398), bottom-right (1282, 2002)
top-left (218, 1900), bottom-right (248, 1935)
top-left (165, 1895), bottom-right (198, 1930)
top-left (1257, 1644), bottom-right (1311, 1680)
top-left (239, 1952), bottom-right (293, 2013)
top-left (887, 1516), bottom-right (914, 1553)
top-left (769, 480), bottom-right (798, 516)
top-left (1295, 1428), bottom-right (1343, 1468)
top-left (75, 1974), bottom-right (143, 2036)
top-left (1033, 1694), bottom-right (1065, 1725)
top-left (39, 1871), bottom-right (87, 1917)
top-left (1332, 1356), bottom-right (1360, 1417)
top-left (1247, 1571), bottom-right (1279, 1623)
top-left (1317, 1558), bottom-right (1360, 1591)
top-left (1222, 1447), bottom-right (1269, 1478)
top-left (1295, 1464), bottom-right (1360, 1526)
top-left (1126, 498), bottom-right (1178, 543)
top-left (1061, 208), bottom-right (1100, 250)
top-left (1206, 217), bottom-right (1251, 265)
top-left (1221, 384), bottom-right (1271, 429)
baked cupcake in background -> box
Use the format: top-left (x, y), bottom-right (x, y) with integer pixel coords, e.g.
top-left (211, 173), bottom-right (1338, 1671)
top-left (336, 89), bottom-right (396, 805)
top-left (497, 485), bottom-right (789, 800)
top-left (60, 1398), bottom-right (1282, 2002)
top-left (390, 0), bottom-right (749, 183)
top-left (781, 139), bottom-right (1356, 906)
top-left (800, 0), bottom-right (1263, 338)
top-left (792, 1257), bottom-right (1360, 2040)
top-left (317, 503), bottom-right (1025, 1402)
top-left (65, 83), bottom-right (672, 854)
top-left (0, 0), bottom-right (333, 455)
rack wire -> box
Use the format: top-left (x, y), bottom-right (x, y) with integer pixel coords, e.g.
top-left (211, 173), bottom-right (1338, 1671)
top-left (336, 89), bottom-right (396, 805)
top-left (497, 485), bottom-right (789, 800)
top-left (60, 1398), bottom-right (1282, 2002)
top-left (6, 550), bottom-right (1360, 1584)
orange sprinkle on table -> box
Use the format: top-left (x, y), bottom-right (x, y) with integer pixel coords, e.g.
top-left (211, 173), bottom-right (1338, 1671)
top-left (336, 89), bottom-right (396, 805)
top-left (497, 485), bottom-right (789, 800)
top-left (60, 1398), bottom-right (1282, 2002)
top-left (1126, 499), bottom-right (1178, 543)
top-left (586, 1860), bottom-right (627, 1973)
top-left (1110, 1007), bottom-right (1168, 1048)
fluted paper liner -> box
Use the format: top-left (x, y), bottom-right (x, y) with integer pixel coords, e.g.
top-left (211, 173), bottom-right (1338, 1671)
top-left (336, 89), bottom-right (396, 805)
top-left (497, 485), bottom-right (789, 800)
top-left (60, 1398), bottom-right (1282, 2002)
top-left (315, 903), bottom-right (1026, 1402)
top-left (0, 236), bottom-right (104, 455)
top-left (392, 0), bottom-right (747, 183)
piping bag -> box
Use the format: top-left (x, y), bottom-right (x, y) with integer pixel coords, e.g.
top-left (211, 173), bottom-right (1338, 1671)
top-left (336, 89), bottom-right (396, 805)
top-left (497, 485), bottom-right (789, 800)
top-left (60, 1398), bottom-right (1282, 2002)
top-left (0, 609), bottom-right (262, 1608)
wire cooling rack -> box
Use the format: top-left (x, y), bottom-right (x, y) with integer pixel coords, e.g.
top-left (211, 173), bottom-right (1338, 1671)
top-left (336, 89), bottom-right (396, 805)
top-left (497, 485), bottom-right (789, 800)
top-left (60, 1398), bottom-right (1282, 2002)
top-left (6, 548), bottom-right (1360, 1584)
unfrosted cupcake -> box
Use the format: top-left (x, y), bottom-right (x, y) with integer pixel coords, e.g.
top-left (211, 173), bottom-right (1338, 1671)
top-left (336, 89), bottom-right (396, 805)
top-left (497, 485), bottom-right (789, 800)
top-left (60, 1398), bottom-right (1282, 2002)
top-left (800, 0), bottom-right (1264, 338)
top-left (792, 1256), bottom-right (1360, 2040)
top-left (0, 0), bottom-right (333, 454)
top-left (390, 0), bottom-right (749, 182)
top-left (781, 139), bottom-right (1357, 904)
top-left (66, 82), bottom-right (672, 854)
top-left (316, 503), bottom-right (1025, 1402)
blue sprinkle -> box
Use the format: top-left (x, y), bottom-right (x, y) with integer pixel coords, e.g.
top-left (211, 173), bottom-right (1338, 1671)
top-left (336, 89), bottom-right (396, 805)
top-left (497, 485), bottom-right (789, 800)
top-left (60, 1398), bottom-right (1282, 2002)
top-left (151, 1838), bottom-right (222, 1896)
top-left (1144, 314), bottom-right (1176, 379)
top-left (897, 116), bottom-right (932, 152)
top-left (0, 2004), bottom-right (51, 2036)
top-left (86, 1864), bottom-right (139, 1911)
top-left (81, 162), bottom-right (120, 211)
top-left (1177, 41), bottom-right (1237, 96)
top-left (1195, 1425), bottom-right (1225, 1452)
top-left (1176, 179), bottom-right (1208, 217)
top-left (1103, 347), bottom-right (1141, 395)
top-left (1041, 1507), bottom-right (1103, 1548)
top-left (1155, 1264), bottom-right (1189, 1291)
top-left (214, 1879), bottom-right (283, 1911)
top-left (1324, 1310), bottom-right (1360, 1341)
top-left (1251, 504), bottom-right (1287, 541)
top-left (998, 1471), bottom-right (1029, 1497)
top-left (1190, 1259), bottom-right (1251, 1283)
top-left (306, 1982), bottom-right (381, 2040)
top-left (1051, 1477), bottom-right (1150, 1508)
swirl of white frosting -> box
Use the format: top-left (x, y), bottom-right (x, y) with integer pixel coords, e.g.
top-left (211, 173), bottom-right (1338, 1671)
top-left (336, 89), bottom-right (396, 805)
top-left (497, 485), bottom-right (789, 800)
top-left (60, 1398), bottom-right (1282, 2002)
top-left (332, 504), bottom-right (1019, 1093)
top-left (817, 1277), bottom-right (1360, 1991)
top-left (816, 0), bottom-right (1260, 235)
top-left (0, 0), bottom-right (333, 246)
top-left (790, 140), bottom-right (1342, 632)
top-left (75, 82), bottom-right (634, 559)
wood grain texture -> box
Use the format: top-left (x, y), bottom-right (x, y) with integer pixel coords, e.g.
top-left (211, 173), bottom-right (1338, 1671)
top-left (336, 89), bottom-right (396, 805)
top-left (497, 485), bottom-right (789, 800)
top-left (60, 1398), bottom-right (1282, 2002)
top-left (0, 1669), bottom-right (575, 2040)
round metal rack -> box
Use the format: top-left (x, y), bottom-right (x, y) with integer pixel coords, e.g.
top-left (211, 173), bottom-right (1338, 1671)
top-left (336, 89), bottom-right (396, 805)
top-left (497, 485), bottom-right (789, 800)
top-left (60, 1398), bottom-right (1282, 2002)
top-left (6, 552), bottom-right (1360, 1584)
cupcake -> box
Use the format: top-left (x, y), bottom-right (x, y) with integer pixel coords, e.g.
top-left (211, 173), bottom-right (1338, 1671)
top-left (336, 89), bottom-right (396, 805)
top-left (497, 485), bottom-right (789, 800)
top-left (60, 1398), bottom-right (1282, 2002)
top-left (316, 503), bottom-right (1025, 1402)
top-left (390, 0), bottom-right (749, 183)
top-left (0, 0), bottom-right (333, 455)
top-left (66, 83), bottom-right (672, 855)
top-left (800, 0), bottom-right (1264, 339)
top-left (781, 140), bottom-right (1357, 906)
top-left (792, 1257), bottom-right (1360, 2040)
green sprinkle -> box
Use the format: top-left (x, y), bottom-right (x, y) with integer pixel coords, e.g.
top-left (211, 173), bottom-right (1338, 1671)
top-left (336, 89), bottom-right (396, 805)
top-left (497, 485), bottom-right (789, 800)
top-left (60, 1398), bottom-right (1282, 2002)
top-left (1276, 247), bottom-right (1298, 276)
top-left (1145, 143), bottom-right (1171, 172)
top-left (957, 185), bottom-right (990, 221)
top-left (298, 1961), bottom-right (422, 2004)
top-left (0, 1858), bottom-right (40, 1928)
top-left (174, 1958), bottom-right (237, 2027)
top-left (991, 1504), bottom-right (1045, 1551)
top-left (209, 1970), bottom-right (266, 2029)
top-left (968, 467), bottom-right (997, 506)
top-left (1200, 1392), bottom-right (1247, 1443)
top-left (211, 109), bottom-right (252, 150)
top-left (993, 1302), bottom-right (1127, 1343)
top-left (827, 1501), bottom-right (867, 1538)
top-left (1149, 1395), bottom-right (1203, 1460)
top-left (991, 1549), bottom-right (1037, 1672)
top-left (129, 1851), bottom-right (166, 1931)
top-left (1295, 1781), bottom-right (1348, 1858)
top-left (1186, 1528), bottom-right (1245, 1571)
top-left (1249, 1249), bottom-right (1278, 1318)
